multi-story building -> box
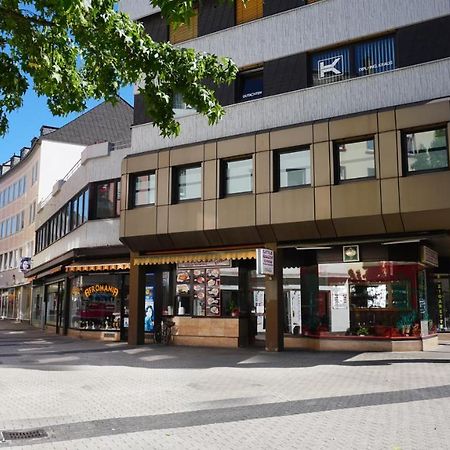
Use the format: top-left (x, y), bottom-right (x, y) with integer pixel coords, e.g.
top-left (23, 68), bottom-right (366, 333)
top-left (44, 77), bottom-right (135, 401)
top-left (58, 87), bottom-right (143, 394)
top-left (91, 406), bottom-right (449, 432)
top-left (0, 124), bottom-right (93, 322)
top-left (1, 99), bottom-right (132, 326)
top-left (116, 0), bottom-right (450, 351)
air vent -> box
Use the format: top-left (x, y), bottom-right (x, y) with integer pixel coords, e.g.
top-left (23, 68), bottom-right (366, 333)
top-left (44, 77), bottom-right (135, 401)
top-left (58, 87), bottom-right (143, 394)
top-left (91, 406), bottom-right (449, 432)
top-left (1, 429), bottom-right (48, 441)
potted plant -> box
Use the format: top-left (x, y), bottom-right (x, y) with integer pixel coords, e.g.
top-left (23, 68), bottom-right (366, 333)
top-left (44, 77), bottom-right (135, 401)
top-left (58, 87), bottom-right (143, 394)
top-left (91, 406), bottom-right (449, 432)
top-left (226, 300), bottom-right (239, 317)
top-left (356, 325), bottom-right (369, 336)
top-left (396, 312), bottom-right (416, 336)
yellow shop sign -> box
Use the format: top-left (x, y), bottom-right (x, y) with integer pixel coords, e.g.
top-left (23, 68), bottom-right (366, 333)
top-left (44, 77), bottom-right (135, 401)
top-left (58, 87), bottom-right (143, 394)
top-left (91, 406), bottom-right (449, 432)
top-left (83, 284), bottom-right (119, 298)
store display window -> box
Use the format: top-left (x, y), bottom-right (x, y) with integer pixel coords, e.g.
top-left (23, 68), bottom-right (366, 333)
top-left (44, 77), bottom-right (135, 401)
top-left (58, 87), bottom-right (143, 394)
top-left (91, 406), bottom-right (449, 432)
top-left (316, 262), bottom-right (421, 337)
top-left (172, 264), bottom-right (249, 318)
top-left (69, 274), bottom-right (124, 330)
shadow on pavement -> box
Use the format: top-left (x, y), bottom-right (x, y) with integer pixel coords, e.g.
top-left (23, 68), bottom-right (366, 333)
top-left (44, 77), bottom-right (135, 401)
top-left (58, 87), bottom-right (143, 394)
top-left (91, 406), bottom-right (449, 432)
top-left (1, 319), bottom-right (450, 372)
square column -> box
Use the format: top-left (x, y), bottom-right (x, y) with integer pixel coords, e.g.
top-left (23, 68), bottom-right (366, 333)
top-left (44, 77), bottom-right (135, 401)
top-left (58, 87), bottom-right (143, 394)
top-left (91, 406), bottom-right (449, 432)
top-left (265, 244), bottom-right (284, 352)
top-left (128, 253), bottom-right (146, 345)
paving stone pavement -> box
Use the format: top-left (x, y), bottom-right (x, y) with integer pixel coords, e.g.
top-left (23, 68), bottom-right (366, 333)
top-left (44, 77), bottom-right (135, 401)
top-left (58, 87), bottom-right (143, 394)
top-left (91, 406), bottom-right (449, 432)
top-left (1, 320), bottom-right (450, 449)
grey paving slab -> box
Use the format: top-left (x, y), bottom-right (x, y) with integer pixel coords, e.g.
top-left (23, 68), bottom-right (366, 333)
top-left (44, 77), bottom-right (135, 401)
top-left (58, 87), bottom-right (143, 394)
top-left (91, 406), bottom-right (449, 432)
top-left (1, 320), bottom-right (450, 449)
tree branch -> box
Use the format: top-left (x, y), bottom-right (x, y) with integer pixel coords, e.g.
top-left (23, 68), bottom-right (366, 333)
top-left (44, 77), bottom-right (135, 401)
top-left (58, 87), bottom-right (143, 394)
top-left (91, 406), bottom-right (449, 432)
top-left (0, 6), bottom-right (54, 27)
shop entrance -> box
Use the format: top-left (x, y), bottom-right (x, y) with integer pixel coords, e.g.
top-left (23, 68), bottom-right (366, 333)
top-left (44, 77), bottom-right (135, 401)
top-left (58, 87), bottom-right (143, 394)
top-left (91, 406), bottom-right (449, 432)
top-left (44, 281), bottom-right (65, 333)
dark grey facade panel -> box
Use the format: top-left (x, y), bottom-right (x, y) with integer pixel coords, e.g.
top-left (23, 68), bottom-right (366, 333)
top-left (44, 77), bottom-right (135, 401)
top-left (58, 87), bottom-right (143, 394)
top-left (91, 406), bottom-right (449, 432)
top-left (215, 82), bottom-right (236, 106)
top-left (264, 53), bottom-right (308, 97)
top-left (140, 13), bottom-right (168, 42)
top-left (133, 94), bottom-right (153, 126)
top-left (199, 0), bottom-right (235, 36)
top-left (397, 15), bottom-right (450, 68)
top-left (264, 0), bottom-right (305, 17)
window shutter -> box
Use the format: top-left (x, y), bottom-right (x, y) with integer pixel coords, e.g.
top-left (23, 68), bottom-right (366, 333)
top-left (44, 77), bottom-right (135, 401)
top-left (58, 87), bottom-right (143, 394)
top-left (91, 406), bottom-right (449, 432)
top-left (169, 11), bottom-right (198, 44)
top-left (236, 0), bottom-right (263, 25)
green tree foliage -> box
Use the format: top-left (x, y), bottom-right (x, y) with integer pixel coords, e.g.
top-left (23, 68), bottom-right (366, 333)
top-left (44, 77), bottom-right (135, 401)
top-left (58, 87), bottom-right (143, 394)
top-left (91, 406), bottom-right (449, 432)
top-left (0, 0), bottom-right (240, 137)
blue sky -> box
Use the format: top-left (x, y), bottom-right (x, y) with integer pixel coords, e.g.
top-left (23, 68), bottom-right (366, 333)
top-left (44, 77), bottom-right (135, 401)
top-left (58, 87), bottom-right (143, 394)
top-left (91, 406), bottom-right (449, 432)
top-left (0, 86), bottom-right (133, 162)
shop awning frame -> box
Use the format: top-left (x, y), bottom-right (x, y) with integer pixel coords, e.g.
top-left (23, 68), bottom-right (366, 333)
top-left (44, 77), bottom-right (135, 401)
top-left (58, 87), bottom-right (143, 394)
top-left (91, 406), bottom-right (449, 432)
top-left (65, 261), bottom-right (130, 272)
top-left (134, 249), bottom-right (256, 266)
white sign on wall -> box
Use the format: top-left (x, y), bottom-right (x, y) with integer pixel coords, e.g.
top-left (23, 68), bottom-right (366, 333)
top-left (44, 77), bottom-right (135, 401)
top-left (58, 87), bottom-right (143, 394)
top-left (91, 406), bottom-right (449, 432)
top-left (256, 248), bottom-right (274, 276)
top-left (420, 246), bottom-right (438, 268)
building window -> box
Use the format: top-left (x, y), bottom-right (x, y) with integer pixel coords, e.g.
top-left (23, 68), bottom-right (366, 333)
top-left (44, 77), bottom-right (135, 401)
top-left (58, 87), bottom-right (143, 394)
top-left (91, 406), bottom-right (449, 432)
top-left (223, 157), bottom-right (253, 195)
top-left (169, 10), bottom-right (198, 44)
top-left (92, 180), bottom-right (120, 219)
top-left (173, 165), bottom-right (202, 202)
top-left (403, 127), bottom-right (449, 174)
top-left (237, 68), bottom-right (263, 102)
top-left (236, 0), bottom-right (263, 24)
top-left (132, 172), bottom-right (156, 207)
top-left (334, 138), bottom-right (376, 182)
top-left (276, 147), bottom-right (311, 189)
top-left (311, 35), bottom-right (395, 86)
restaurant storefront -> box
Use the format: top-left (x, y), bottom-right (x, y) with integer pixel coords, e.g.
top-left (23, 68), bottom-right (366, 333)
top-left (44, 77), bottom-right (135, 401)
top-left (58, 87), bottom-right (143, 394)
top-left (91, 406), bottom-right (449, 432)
top-left (133, 249), bottom-right (258, 347)
top-left (128, 242), bottom-right (438, 351)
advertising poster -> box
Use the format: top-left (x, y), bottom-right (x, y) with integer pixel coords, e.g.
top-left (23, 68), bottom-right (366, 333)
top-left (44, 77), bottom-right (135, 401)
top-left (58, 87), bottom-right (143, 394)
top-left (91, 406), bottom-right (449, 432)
top-left (144, 285), bottom-right (154, 332)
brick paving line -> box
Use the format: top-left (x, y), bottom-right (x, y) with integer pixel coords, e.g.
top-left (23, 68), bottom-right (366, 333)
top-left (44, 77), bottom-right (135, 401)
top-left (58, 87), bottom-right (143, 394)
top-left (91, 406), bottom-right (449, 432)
top-left (3, 383), bottom-right (450, 447)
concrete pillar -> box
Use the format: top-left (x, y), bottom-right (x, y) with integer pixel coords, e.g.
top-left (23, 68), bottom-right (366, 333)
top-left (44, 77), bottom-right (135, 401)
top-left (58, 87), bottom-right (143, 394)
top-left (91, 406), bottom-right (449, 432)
top-left (128, 252), bottom-right (146, 345)
top-left (265, 243), bottom-right (284, 352)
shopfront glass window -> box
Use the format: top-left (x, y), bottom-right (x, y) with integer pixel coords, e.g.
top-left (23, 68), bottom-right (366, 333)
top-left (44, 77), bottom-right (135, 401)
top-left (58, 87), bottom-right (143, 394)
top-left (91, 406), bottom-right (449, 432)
top-left (404, 127), bottom-right (448, 173)
top-left (249, 269), bottom-right (266, 333)
top-left (318, 262), bottom-right (418, 337)
top-left (277, 148), bottom-right (311, 189)
top-left (31, 286), bottom-right (44, 326)
top-left (69, 274), bottom-right (122, 330)
top-left (430, 275), bottom-right (450, 332)
top-left (174, 265), bottom-right (242, 318)
top-left (335, 138), bottom-right (375, 182)
top-left (224, 158), bottom-right (253, 195)
top-left (45, 283), bottom-right (59, 326)
top-left (161, 271), bottom-right (172, 316)
top-left (283, 268), bottom-right (302, 335)
top-left (133, 173), bottom-right (155, 207)
top-left (175, 165), bottom-right (201, 202)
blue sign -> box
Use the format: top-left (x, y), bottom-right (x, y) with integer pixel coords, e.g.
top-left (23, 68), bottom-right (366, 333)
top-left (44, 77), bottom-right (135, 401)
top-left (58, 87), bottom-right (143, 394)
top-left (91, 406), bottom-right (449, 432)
top-left (240, 73), bottom-right (263, 101)
top-left (355, 36), bottom-right (396, 76)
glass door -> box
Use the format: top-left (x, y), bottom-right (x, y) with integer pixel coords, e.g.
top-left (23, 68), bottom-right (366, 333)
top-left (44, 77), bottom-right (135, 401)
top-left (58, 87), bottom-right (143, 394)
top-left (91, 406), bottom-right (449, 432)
top-left (120, 274), bottom-right (130, 341)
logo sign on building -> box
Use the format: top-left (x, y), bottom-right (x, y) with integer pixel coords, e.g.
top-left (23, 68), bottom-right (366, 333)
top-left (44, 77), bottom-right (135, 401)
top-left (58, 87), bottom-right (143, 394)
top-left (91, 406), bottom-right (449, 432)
top-left (343, 245), bottom-right (359, 263)
top-left (311, 35), bottom-right (395, 87)
top-left (83, 284), bottom-right (119, 298)
top-left (319, 55), bottom-right (343, 79)
top-left (256, 248), bottom-right (274, 276)
top-left (311, 47), bottom-right (350, 85)
top-left (420, 245), bottom-right (438, 267)
top-left (19, 257), bottom-right (31, 273)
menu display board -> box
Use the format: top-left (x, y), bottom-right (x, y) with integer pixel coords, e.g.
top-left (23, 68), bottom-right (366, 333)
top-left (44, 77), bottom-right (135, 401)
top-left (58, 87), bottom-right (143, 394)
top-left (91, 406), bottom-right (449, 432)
top-left (206, 268), bottom-right (221, 316)
top-left (176, 270), bottom-right (190, 295)
top-left (176, 267), bottom-right (221, 316)
top-left (193, 269), bottom-right (206, 316)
